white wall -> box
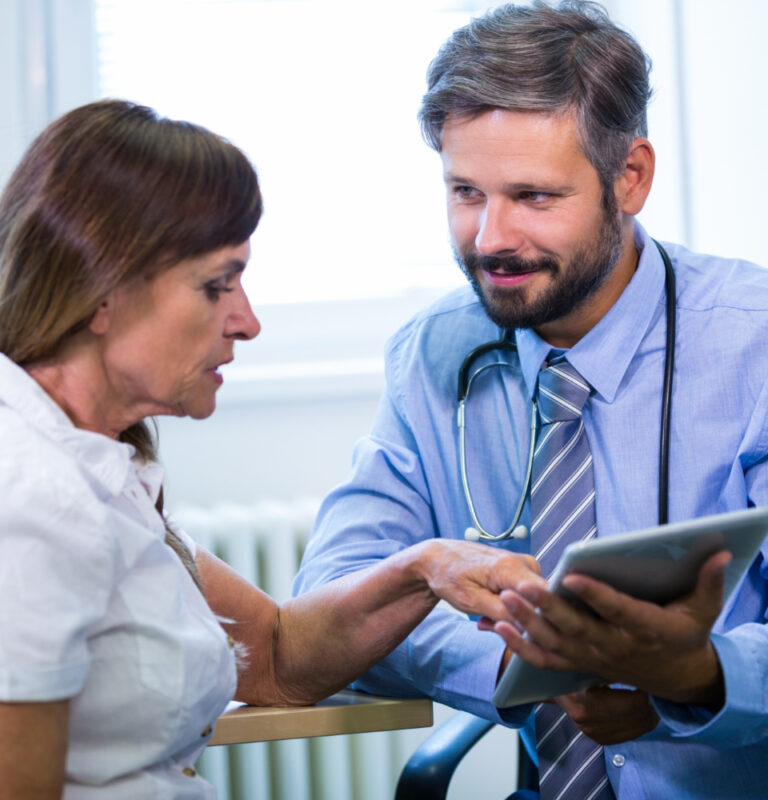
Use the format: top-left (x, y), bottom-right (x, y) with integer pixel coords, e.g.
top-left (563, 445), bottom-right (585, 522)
top-left (610, 0), bottom-right (768, 267)
top-left (0, 0), bottom-right (95, 188)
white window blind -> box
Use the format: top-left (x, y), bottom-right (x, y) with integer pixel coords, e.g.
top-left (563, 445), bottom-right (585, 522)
top-left (94, 0), bottom-right (492, 306)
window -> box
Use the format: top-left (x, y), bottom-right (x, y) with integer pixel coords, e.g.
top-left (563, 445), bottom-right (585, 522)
top-left (94, 0), bottom-right (508, 402)
top-left (95, 0), bottom-right (488, 307)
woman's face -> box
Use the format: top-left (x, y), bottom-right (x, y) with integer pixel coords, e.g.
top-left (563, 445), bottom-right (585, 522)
top-left (101, 241), bottom-right (260, 422)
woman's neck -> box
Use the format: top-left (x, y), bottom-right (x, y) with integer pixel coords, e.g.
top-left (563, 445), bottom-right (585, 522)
top-left (26, 347), bottom-right (133, 439)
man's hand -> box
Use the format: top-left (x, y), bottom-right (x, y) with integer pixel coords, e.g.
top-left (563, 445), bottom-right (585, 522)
top-left (552, 686), bottom-right (659, 744)
top-left (484, 551), bottom-right (730, 706)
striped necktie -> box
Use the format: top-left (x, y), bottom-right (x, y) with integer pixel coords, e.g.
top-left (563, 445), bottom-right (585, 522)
top-left (530, 354), bottom-right (615, 800)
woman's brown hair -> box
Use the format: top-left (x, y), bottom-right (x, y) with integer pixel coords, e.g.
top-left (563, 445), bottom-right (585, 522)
top-left (0, 99), bottom-right (262, 460)
top-left (0, 100), bottom-right (262, 590)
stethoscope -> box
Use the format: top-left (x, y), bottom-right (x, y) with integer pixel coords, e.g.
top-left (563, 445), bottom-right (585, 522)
top-left (459, 239), bottom-right (676, 542)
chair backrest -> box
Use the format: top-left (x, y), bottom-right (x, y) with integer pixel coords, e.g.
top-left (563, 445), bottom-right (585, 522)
top-left (395, 712), bottom-right (539, 800)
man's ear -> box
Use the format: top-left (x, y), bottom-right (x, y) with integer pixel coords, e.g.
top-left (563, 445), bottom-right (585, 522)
top-left (615, 138), bottom-right (655, 216)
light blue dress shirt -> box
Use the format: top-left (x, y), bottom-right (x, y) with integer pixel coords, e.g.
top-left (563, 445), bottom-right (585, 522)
top-left (294, 224), bottom-right (768, 799)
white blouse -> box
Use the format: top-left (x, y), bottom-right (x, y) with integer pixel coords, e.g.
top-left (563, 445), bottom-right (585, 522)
top-left (0, 354), bottom-right (237, 798)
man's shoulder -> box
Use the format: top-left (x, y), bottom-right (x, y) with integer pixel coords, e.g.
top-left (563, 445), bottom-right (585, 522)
top-left (666, 241), bottom-right (768, 313)
top-left (379, 287), bottom-right (502, 401)
top-left (386, 286), bottom-right (495, 358)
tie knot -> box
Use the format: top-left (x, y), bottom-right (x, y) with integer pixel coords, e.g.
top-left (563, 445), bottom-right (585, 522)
top-left (535, 357), bottom-right (591, 422)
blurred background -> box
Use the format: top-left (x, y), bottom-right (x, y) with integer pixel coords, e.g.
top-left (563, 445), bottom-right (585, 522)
top-left (2, 0), bottom-right (766, 797)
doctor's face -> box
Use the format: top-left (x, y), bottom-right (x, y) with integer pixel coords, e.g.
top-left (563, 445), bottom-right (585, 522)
top-left (441, 109), bottom-right (624, 345)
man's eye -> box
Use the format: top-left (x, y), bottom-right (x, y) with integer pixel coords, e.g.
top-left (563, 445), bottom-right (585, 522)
top-left (454, 185), bottom-right (481, 201)
top-left (519, 191), bottom-right (551, 203)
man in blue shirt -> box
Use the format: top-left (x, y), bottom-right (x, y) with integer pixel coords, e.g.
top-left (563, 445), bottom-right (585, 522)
top-left (295, 2), bottom-right (768, 797)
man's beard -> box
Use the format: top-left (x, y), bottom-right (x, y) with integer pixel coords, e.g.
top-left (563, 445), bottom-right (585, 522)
top-left (453, 201), bottom-right (624, 332)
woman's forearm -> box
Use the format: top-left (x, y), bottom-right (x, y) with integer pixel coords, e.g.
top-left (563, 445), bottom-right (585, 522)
top-left (271, 539), bottom-right (543, 703)
top-left (0, 699), bottom-right (69, 799)
top-left (269, 544), bottom-right (441, 704)
top-left (199, 540), bottom-right (541, 706)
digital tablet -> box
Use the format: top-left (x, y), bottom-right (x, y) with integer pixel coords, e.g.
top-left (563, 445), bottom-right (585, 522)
top-left (492, 506), bottom-right (768, 708)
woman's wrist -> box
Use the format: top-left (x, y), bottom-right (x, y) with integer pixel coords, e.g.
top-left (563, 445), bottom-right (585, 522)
top-left (407, 540), bottom-right (444, 591)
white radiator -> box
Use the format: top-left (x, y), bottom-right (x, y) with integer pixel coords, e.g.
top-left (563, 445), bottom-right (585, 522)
top-left (174, 500), bottom-right (436, 800)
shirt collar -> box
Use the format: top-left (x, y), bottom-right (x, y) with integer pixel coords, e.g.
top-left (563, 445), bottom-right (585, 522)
top-left (515, 222), bottom-right (667, 402)
top-left (0, 353), bottom-right (141, 500)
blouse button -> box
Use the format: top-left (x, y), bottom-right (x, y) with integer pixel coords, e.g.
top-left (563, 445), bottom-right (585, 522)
top-left (182, 767), bottom-right (197, 778)
top-left (612, 754), bottom-right (626, 768)
top-left (227, 635), bottom-right (235, 649)
top-left (201, 725), bottom-right (213, 738)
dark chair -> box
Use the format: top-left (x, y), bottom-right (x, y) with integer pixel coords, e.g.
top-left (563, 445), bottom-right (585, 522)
top-left (395, 712), bottom-right (539, 800)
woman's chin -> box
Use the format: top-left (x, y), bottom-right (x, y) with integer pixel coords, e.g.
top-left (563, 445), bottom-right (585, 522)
top-left (177, 394), bottom-right (217, 420)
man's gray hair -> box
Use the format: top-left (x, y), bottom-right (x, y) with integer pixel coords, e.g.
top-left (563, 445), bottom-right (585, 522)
top-left (419, 0), bottom-right (652, 194)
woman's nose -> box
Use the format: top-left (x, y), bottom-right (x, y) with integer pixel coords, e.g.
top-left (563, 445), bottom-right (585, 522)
top-left (227, 290), bottom-right (261, 341)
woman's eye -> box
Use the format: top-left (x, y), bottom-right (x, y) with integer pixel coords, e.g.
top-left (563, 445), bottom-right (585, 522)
top-left (204, 283), bottom-right (233, 302)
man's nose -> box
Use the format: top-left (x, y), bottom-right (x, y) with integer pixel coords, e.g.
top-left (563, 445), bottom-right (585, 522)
top-left (475, 199), bottom-right (524, 256)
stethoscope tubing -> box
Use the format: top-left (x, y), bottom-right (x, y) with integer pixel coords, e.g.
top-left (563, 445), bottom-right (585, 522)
top-left (458, 239), bottom-right (675, 541)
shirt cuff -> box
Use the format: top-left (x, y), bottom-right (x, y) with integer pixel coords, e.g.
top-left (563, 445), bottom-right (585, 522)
top-left (436, 628), bottom-right (533, 726)
top-left (0, 660), bottom-right (88, 702)
top-left (651, 632), bottom-right (766, 745)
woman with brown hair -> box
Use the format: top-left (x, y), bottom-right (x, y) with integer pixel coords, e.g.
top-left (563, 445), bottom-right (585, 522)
top-left (0, 100), bottom-right (539, 798)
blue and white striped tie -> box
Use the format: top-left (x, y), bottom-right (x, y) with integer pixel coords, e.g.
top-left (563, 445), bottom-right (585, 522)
top-left (531, 354), bottom-right (615, 800)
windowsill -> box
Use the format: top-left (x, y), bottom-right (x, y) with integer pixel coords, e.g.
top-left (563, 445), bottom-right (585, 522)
top-left (217, 287), bottom-right (452, 405)
top-left (218, 358), bottom-right (385, 405)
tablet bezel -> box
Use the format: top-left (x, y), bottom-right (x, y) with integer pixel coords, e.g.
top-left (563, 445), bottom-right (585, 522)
top-left (492, 506), bottom-right (768, 709)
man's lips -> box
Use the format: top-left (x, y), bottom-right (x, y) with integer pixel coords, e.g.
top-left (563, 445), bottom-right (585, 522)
top-left (482, 267), bottom-right (538, 288)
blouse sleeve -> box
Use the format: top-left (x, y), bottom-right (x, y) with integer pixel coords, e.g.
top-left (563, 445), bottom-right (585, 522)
top-left (0, 455), bottom-right (115, 702)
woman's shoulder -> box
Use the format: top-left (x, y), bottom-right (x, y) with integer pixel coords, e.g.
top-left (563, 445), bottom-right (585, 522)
top-left (0, 404), bottom-right (117, 552)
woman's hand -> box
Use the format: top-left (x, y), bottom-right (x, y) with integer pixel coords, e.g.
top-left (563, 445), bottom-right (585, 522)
top-left (415, 539), bottom-right (544, 619)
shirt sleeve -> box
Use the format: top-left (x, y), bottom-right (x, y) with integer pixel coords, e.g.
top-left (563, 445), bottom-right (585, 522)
top-left (651, 379), bottom-right (768, 746)
top-left (0, 453), bottom-right (115, 702)
top-left (294, 344), bottom-right (524, 724)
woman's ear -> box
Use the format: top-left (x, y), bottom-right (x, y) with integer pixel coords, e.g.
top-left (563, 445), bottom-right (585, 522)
top-left (88, 297), bottom-right (112, 336)
top-left (615, 138), bottom-right (655, 216)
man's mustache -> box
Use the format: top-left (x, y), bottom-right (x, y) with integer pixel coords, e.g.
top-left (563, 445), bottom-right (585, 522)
top-left (461, 252), bottom-right (558, 276)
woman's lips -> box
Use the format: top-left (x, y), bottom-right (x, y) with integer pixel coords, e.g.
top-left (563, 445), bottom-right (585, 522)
top-left (206, 367), bottom-right (224, 386)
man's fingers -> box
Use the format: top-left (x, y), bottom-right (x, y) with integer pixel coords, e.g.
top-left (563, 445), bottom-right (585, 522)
top-left (691, 551), bottom-right (731, 609)
top-left (491, 621), bottom-right (574, 671)
top-left (555, 687), bottom-right (660, 744)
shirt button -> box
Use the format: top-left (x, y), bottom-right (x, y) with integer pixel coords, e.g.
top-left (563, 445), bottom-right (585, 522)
top-left (182, 767), bottom-right (197, 778)
top-left (201, 725), bottom-right (213, 737)
top-left (612, 754), bottom-right (626, 768)
top-left (226, 635), bottom-right (235, 649)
